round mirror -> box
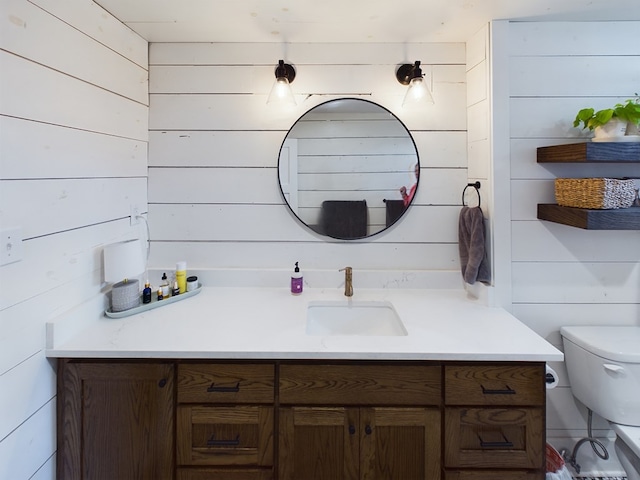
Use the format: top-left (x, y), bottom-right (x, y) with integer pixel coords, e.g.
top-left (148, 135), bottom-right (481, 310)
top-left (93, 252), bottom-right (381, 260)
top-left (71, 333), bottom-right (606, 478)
top-left (278, 98), bottom-right (419, 240)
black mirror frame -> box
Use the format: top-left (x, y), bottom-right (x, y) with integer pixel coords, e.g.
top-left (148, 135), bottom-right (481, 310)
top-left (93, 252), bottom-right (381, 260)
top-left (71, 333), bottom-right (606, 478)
top-left (277, 98), bottom-right (420, 240)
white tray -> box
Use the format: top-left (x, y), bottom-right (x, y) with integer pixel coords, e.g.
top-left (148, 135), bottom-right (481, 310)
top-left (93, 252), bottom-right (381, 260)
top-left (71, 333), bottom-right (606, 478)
top-left (105, 284), bottom-right (202, 318)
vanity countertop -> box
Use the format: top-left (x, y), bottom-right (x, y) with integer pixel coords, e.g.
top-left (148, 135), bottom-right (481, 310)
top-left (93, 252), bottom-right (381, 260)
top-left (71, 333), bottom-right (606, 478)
top-left (46, 287), bottom-right (563, 361)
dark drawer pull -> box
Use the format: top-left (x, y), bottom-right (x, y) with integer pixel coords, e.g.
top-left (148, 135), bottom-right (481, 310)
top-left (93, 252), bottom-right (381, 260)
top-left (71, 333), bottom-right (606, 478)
top-left (207, 434), bottom-right (240, 447)
top-left (481, 384), bottom-right (515, 395)
top-left (207, 382), bottom-right (240, 393)
top-left (478, 433), bottom-right (514, 449)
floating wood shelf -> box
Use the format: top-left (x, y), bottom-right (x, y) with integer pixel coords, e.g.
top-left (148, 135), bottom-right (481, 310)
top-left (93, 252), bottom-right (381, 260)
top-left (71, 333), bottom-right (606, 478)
top-left (537, 142), bottom-right (640, 163)
top-left (536, 142), bottom-right (640, 229)
top-left (537, 204), bottom-right (640, 230)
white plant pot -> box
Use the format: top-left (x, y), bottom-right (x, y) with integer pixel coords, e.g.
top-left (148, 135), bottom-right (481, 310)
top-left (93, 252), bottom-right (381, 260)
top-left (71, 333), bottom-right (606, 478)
top-left (594, 118), bottom-right (629, 139)
top-left (626, 122), bottom-right (640, 136)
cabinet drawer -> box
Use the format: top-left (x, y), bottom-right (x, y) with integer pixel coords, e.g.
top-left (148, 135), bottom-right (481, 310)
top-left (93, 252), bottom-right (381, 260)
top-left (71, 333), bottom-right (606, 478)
top-left (177, 467), bottom-right (273, 480)
top-left (280, 364), bottom-right (441, 405)
top-left (444, 407), bottom-right (544, 469)
top-left (178, 364), bottom-right (274, 404)
top-left (444, 471), bottom-right (542, 480)
top-left (177, 405), bottom-right (274, 466)
top-left (445, 364), bottom-right (544, 406)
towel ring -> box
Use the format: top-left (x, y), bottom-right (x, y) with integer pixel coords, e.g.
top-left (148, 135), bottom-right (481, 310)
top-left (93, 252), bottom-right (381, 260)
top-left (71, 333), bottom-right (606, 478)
top-left (462, 181), bottom-right (481, 208)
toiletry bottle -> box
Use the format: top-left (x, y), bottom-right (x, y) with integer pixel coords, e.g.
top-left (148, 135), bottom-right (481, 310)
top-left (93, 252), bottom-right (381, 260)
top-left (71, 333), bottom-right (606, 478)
top-left (157, 288), bottom-right (164, 301)
top-left (291, 262), bottom-right (303, 295)
top-left (172, 280), bottom-right (180, 296)
top-left (176, 261), bottom-right (187, 294)
top-left (160, 273), bottom-right (170, 298)
top-left (142, 281), bottom-right (152, 304)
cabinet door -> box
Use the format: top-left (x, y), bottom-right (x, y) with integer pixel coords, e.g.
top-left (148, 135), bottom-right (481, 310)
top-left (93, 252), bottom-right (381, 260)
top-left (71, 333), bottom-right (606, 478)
top-left (178, 363), bottom-right (274, 404)
top-left (444, 471), bottom-right (541, 480)
top-left (279, 407), bottom-right (359, 480)
top-left (444, 407), bottom-right (544, 469)
top-left (445, 364), bottom-right (544, 406)
top-left (57, 361), bottom-right (175, 480)
top-left (280, 364), bottom-right (441, 406)
top-left (177, 405), bottom-right (274, 467)
top-left (177, 468), bottom-right (273, 480)
top-left (361, 408), bottom-right (441, 480)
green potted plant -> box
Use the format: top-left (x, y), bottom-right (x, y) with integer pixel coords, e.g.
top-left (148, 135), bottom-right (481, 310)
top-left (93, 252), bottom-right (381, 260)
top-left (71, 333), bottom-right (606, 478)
top-left (573, 95), bottom-right (640, 140)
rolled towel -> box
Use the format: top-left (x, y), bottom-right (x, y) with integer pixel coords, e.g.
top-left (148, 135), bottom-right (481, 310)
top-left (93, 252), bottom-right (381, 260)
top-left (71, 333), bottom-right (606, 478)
top-left (458, 206), bottom-right (490, 285)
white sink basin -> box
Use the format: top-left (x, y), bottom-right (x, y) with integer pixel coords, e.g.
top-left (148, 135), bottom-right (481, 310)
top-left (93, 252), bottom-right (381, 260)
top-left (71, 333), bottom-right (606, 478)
top-left (306, 300), bottom-right (407, 336)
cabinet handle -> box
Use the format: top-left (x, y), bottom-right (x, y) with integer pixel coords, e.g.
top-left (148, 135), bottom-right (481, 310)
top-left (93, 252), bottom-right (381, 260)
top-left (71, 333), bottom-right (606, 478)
top-left (481, 384), bottom-right (515, 395)
top-left (349, 425), bottom-right (356, 435)
top-left (158, 379), bottom-right (167, 388)
top-left (207, 433), bottom-right (240, 447)
top-left (207, 382), bottom-right (240, 393)
top-left (365, 425), bottom-right (372, 435)
top-left (478, 433), bottom-right (514, 449)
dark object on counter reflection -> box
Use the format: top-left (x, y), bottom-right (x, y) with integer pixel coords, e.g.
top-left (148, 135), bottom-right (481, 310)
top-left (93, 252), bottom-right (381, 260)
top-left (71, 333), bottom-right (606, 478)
top-left (319, 200), bottom-right (368, 239)
top-left (384, 199), bottom-right (405, 227)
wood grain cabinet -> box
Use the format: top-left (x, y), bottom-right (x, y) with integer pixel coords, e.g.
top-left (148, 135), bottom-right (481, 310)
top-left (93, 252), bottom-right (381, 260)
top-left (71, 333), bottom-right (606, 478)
top-left (278, 363), bottom-right (442, 480)
top-left (57, 359), bottom-right (546, 479)
top-left (443, 363), bottom-right (545, 479)
top-left (56, 360), bottom-right (175, 480)
top-left (176, 363), bottom-right (276, 480)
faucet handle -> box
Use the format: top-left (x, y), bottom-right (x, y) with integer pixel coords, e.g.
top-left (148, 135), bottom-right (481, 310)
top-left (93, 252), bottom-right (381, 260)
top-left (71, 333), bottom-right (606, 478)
top-left (339, 266), bottom-right (352, 274)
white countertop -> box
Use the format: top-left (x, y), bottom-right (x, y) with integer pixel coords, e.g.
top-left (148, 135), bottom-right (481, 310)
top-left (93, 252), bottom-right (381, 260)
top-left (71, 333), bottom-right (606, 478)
top-left (46, 287), bottom-right (563, 361)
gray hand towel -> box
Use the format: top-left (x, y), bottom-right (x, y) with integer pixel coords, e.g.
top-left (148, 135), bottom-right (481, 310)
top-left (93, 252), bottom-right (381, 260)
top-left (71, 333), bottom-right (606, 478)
top-left (458, 206), bottom-right (491, 285)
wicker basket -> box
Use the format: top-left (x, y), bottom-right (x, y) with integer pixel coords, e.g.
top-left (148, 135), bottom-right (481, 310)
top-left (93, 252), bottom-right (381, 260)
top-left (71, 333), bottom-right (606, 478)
top-left (555, 178), bottom-right (636, 210)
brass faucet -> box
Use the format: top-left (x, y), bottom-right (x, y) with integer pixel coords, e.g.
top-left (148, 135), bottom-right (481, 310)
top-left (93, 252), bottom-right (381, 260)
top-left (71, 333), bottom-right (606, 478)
top-left (340, 267), bottom-right (353, 297)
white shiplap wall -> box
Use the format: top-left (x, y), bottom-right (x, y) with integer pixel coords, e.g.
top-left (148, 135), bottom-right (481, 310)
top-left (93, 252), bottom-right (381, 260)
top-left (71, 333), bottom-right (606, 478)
top-left (494, 21), bottom-right (640, 475)
top-left (147, 43), bottom-right (470, 288)
top-left (0, 0), bottom-right (148, 478)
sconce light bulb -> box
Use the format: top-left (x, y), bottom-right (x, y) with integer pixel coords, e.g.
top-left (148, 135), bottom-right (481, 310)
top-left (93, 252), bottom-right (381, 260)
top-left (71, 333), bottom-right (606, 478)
top-left (402, 76), bottom-right (434, 107)
top-left (274, 77), bottom-right (290, 98)
top-left (267, 60), bottom-right (297, 107)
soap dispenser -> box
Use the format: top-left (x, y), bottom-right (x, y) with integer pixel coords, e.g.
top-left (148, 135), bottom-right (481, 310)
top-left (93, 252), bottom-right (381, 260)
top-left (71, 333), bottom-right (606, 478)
top-left (291, 262), bottom-right (303, 295)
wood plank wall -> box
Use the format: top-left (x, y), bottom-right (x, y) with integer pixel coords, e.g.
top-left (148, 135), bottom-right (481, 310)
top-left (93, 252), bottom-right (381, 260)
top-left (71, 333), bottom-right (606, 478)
top-left (496, 21), bottom-right (640, 472)
top-left (0, 1), bottom-right (148, 478)
top-left (147, 42), bottom-right (469, 288)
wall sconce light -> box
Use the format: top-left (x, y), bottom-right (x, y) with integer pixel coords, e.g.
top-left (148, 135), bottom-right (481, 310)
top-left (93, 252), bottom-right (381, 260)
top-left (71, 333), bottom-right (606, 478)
top-left (396, 61), bottom-right (434, 106)
top-left (267, 60), bottom-right (297, 107)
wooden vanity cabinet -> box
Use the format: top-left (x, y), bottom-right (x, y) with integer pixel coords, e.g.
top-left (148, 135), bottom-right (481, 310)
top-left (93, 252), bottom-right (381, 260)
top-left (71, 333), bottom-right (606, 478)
top-left (57, 359), bottom-right (546, 480)
top-left (443, 363), bottom-right (546, 479)
top-left (56, 360), bottom-right (175, 480)
top-left (278, 363), bottom-right (442, 480)
top-left (176, 363), bottom-right (276, 480)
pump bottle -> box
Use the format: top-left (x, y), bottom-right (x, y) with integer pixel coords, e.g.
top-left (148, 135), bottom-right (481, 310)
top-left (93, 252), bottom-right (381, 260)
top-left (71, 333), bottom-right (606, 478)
top-left (291, 262), bottom-right (303, 295)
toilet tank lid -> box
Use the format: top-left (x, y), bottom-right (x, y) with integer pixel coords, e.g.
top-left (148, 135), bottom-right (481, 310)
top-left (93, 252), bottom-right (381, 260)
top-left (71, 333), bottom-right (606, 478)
top-left (560, 326), bottom-right (640, 363)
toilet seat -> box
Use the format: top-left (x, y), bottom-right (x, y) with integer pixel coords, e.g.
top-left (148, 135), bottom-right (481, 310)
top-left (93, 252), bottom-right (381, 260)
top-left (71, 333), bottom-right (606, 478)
top-left (612, 423), bottom-right (640, 458)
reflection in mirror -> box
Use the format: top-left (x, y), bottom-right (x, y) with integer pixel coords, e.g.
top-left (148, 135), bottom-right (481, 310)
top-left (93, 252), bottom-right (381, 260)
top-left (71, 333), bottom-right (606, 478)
top-left (278, 98), bottom-right (419, 240)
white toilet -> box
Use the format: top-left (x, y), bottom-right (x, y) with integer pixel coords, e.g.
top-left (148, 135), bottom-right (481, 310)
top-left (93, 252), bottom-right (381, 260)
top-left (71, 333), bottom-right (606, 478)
top-left (561, 326), bottom-right (640, 480)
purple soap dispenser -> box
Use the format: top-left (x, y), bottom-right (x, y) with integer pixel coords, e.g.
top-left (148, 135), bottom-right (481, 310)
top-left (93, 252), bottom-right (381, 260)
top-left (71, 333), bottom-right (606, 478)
top-left (291, 262), bottom-right (303, 295)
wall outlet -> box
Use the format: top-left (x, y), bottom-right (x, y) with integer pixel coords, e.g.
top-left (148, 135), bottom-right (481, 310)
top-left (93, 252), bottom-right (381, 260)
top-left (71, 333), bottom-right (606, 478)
top-left (1, 227), bottom-right (23, 266)
top-left (130, 204), bottom-right (141, 225)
